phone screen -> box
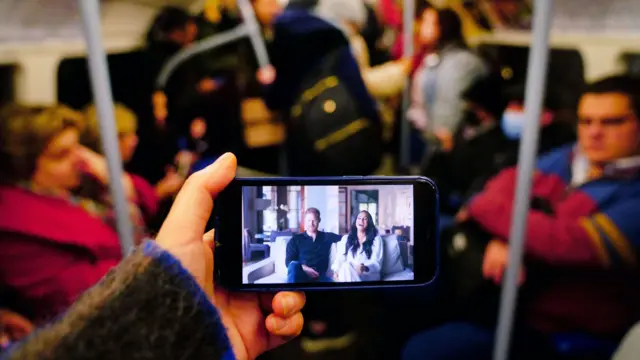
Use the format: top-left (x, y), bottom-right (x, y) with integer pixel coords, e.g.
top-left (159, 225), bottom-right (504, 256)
top-left (213, 177), bottom-right (438, 290)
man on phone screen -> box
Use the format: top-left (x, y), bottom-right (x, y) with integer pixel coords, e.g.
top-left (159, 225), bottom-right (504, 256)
top-left (286, 208), bottom-right (334, 283)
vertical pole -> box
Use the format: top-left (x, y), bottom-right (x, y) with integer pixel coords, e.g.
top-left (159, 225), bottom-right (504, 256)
top-left (492, 1), bottom-right (554, 360)
top-left (399, 0), bottom-right (416, 169)
top-left (77, 0), bottom-right (135, 255)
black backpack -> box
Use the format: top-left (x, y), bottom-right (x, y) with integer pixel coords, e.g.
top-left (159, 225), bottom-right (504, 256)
top-left (285, 47), bottom-right (383, 176)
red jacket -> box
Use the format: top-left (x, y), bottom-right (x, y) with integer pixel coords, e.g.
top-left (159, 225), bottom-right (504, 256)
top-left (468, 145), bottom-right (640, 339)
top-left (0, 186), bottom-right (122, 324)
top-left (130, 174), bottom-right (159, 226)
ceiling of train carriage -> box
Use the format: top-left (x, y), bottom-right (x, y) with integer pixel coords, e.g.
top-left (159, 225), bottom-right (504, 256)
top-left (0, 0), bottom-right (204, 44)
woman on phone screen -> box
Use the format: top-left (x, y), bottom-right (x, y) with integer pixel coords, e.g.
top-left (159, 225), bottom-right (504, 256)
top-left (332, 210), bottom-right (384, 282)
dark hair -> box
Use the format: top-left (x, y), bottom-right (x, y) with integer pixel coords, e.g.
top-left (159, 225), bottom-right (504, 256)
top-left (583, 75), bottom-right (640, 118)
top-left (345, 210), bottom-right (377, 259)
top-left (146, 6), bottom-right (193, 45)
top-left (415, 1), bottom-right (433, 20)
top-left (503, 82), bottom-right (565, 112)
top-left (435, 8), bottom-right (465, 49)
top-left (463, 73), bottom-right (508, 119)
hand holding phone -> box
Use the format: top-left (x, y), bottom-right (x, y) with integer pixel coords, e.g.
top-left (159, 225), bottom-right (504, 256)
top-left (213, 176), bottom-right (439, 291)
top-left (153, 154), bottom-right (305, 357)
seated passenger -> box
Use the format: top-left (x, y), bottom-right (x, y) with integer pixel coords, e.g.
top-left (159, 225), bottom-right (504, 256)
top-left (82, 103), bottom-right (185, 224)
top-left (331, 210), bottom-right (383, 282)
top-left (0, 105), bottom-right (138, 324)
top-left (425, 76), bottom-right (576, 215)
top-left (404, 75), bottom-right (640, 359)
top-left (285, 208), bottom-right (335, 283)
top-left (423, 73), bottom-right (508, 214)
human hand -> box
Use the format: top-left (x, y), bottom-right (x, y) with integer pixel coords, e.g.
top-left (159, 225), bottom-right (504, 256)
top-left (455, 208), bottom-right (469, 223)
top-left (406, 107), bottom-right (428, 131)
top-left (398, 57), bottom-right (413, 74)
top-left (482, 239), bottom-right (526, 286)
top-left (152, 91), bottom-right (168, 128)
top-left (155, 167), bottom-right (186, 200)
top-left (435, 128), bottom-right (454, 152)
top-left (0, 309), bottom-right (34, 347)
top-left (78, 146), bottom-right (136, 200)
top-left (301, 265), bottom-right (319, 278)
top-left (197, 78), bottom-right (218, 94)
top-left (155, 153), bottom-right (305, 360)
top-left (257, 65), bottom-right (276, 85)
top-left (77, 146), bottom-right (108, 181)
top-left (358, 264), bottom-right (368, 274)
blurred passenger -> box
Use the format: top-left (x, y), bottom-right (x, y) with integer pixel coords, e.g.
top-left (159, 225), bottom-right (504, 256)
top-left (1, 153), bottom-right (305, 360)
top-left (143, 6), bottom-right (225, 184)
top-left (0, 105), bottom-right (135, 324)
top-left (404, 75), bottom-right (640, 360)
top-left (423, 73), bottom-right (508, 216)
top-left (175, 117), bottom-right (215, 175)
top-left (425, 76), bottom-right (576, 216)
top-left (360, 1), bottom-right (391, 67)
top-left (82, 104), bottom-right (185, 226)
top-left (194, 0), bottom-right (284, 173)
top-left (378, 0), bottom-right (404, 60)
top-left (407, 6), bottom-right (488, 164)
top-left (313, 0), bottom-right (411, 145)
top-left (263, 0), bottom-right (383, 176)
top-left (315, 0), bottom-right (410, 100)
top-left (147, 6), bottom-right (200, 129)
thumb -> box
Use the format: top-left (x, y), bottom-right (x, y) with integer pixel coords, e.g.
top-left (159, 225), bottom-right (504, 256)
top-left (157, 153), bottom-right (237, 247)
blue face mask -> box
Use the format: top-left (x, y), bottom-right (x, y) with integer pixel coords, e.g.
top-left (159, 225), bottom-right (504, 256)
top-left (501, 110), bottom-right (527, 140)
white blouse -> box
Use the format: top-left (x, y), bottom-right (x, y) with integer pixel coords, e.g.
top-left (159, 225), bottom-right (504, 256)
top-left (331, 234), bottom-right (384, 282)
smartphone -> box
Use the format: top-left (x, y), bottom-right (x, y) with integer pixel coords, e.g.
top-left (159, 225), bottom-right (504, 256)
top-left (212, 176), bottom-right (439, 291)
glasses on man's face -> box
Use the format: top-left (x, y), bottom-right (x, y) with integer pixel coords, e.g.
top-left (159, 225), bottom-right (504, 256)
top-left (578, 114), bottom-right (636, 128)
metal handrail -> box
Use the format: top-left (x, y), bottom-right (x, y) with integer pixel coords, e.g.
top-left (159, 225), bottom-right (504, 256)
top-left (78, 0), bottom-right (135, 255)
top-left (493, 1), bottom-right (554, 359)
top-left (155, 0), bottom-right (270, 89)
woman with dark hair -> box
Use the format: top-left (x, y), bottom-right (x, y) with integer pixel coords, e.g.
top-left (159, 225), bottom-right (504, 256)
top-left (407, 6), bottom-right (487, 164)
top-left (331, 210), bottom-right (384, 282)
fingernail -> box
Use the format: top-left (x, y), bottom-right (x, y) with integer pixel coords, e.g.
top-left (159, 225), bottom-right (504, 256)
top-left (205, 153), bottom-right (236, 173)
top-left (270, 317), bottom-right (285, 332)
top-left (281, 294), bottom-right (295, 316)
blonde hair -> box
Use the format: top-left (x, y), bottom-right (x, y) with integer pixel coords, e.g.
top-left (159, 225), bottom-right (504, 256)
top-left (82, 103), bottom-right (138, 153)
top-left (0, 104), bottom-right (84, 184)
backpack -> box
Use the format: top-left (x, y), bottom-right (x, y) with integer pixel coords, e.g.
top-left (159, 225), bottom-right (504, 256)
top-left (285, 46), bottom-right (383, 176)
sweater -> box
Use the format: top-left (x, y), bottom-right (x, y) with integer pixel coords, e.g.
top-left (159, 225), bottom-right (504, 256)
top-left (1, 241), bottom-right (235, 360)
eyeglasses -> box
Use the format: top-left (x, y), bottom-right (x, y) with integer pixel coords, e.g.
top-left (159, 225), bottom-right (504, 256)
top-left (578, 114), bottom-right (636, 127)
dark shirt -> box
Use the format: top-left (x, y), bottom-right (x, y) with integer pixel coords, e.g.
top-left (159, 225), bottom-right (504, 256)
top-left (285, 231), bottom-right (334, 275)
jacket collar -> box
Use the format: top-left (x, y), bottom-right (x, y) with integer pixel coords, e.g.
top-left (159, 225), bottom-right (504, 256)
top-left (571, 145), bottom-right (640, 186)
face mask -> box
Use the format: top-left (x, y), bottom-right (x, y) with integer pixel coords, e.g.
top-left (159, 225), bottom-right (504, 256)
top-left (501, 110), bottom-right (527, 140)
